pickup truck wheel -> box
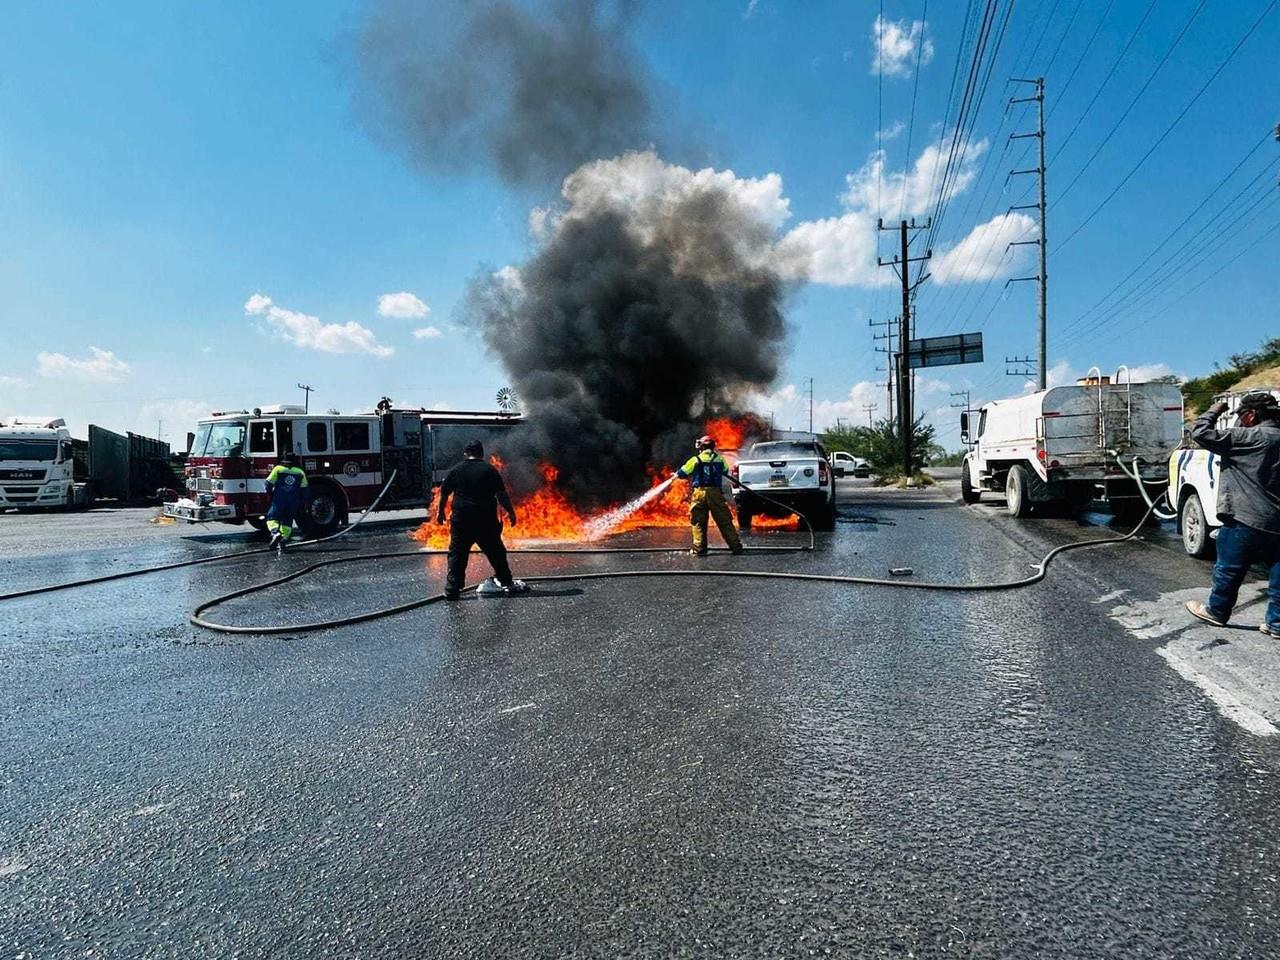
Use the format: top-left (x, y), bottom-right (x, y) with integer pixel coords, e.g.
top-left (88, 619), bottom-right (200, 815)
top-left (1179, 491), bottom-right (1214, 559)
top-left (1005, 465), bottom-right (1032, 518)
top-left (961, 463), bottom-right (981, 504)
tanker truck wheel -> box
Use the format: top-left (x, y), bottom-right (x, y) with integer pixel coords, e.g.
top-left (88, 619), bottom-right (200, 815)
top-left (961, 463), bottom-right (981, 504)
top-left (1005, 466), bottom-right (1032, 518)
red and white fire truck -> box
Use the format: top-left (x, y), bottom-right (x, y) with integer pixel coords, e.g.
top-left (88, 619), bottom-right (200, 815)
top-left (164, 404), bottom-right (521, 534)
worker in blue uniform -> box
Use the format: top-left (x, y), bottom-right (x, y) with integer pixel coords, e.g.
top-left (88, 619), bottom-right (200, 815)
top-left (675, 435), bottom-right (744, 556)
top-left (264, 452), bottom-right (309, 548)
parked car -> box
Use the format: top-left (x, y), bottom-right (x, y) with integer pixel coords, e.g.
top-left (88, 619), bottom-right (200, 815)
top-left (830, 451), bottom-right (870, 478)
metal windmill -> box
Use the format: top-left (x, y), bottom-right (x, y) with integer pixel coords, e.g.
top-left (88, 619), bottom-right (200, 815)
top-left (495, 387), bottom-right (519, 413)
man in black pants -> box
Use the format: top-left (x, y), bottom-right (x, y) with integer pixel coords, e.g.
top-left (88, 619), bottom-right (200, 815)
top-left (435, 440), bottom-right (528, 600)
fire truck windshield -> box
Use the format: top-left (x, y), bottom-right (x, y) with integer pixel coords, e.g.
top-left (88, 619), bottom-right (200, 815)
top-left (192, 421), bottom-right (247, 457)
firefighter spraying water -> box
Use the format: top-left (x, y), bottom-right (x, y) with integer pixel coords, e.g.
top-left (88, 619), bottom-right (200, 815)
top-left (675, 435), bottom-right (744, 557)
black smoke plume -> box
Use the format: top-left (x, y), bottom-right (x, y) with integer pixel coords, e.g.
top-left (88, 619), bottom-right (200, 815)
top-left (356, 0), bottom-right (657, 186)
top-left (467, 160), bottom-right (788, 506)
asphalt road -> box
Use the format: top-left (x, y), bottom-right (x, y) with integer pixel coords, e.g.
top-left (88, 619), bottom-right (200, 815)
top-left (2, 481), bottom-right (1279, 958)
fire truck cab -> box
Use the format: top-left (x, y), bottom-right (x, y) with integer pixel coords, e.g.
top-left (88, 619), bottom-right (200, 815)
top-left (165, 405), bottom-right (520, 535)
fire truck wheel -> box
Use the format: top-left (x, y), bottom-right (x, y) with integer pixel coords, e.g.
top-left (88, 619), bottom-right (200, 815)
top-left (303, 485), bottom-right (346, 536)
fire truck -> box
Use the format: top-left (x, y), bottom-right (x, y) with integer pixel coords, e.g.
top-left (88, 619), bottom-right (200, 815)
top-left (163, 404), bottom-right (522, 534)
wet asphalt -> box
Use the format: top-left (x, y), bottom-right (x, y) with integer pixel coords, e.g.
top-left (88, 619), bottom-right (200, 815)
top-left (1, 482), bottom-right (1278, 958)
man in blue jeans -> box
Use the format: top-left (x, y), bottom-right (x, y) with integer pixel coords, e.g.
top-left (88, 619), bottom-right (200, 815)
top-left (1184, 392), bottom-right (1280, 636)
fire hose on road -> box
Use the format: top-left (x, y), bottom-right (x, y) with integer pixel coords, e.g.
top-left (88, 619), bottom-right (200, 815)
top-left (1, 468), bottom-right (1166, 636)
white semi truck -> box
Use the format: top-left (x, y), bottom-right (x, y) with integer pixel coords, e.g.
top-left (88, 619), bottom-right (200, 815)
top-left (0, 418), bottom-right (88, 510)
top-left (1169, 389), bottom-right (1280, 558)
top-left (960, 370), bottom-right (1184, 520)
top-left (0, 417), bottom-right (173, 511)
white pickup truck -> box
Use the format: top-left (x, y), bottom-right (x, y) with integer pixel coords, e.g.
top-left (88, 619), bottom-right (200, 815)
top-left (1170, 389), bottom-right (1280, 558)
top-left (960, 370), bottom-right (1184, 520)
top-left (732, 439), bottom-right (836, 530)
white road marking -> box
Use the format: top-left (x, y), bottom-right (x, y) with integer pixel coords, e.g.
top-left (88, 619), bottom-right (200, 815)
top-left (132, 802), bottom-right (171, 817)
top-left (1105, 584), bottom-right (1278, 737)
top-left (0, 857), bottom-right (30, 878)
top-left (500, 702), bottom-right (537, 714)
top-left (1093, 589), bottom-right (1128, 605)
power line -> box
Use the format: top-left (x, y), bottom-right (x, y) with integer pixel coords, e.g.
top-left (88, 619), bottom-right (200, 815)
top-left (1047, 0), bottom-right (1158, 157)
top-left (1038, 0), bottom-right (1086, 80)
top-left (1052, 0), bottom-right (1208, 207)
top-left (1057, 0), bottom-right (1278, 250)
top-left (897, 0), bottom-right (931, 221)
top-left (1053, 131), bottom-right (1275, 341)
top-left (1044, 0), bottom-right (1115, 109)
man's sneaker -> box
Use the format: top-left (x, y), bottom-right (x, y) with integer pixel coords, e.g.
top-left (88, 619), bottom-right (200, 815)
top-left (443, 590), bottom-right (460, 601)
top-left (1261, 623), bottom-right (1277, 638)
top-left (268, 533), bottom-right (283, 550)
top-left (1185, 600), bottom-right (1227, 627)
top-left (504, 579), bottom-right (530, 595)
top-left (688, 549), bottom-right (707, 557)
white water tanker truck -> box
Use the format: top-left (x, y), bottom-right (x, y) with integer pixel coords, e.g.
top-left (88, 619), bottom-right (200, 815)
top-left (960, 369), bottom-right (1184, 521)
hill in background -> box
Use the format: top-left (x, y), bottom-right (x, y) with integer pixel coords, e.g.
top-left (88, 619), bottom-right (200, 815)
top-left (1176, 336), bottom-right (1280, 416)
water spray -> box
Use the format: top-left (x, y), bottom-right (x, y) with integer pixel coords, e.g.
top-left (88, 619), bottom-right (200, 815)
top-left (582, 475), bottom-right (677, 540)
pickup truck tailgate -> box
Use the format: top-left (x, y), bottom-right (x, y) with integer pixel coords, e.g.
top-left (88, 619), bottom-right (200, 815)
top-left (738, 459), bottom-right (822, 490)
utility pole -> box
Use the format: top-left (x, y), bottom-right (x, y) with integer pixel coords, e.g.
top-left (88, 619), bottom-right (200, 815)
top-left (1005, 355), bottom-right (1037, 379)
top-left (1009, 77), bottom-right (1048, 390)
top-left (806, 377), bottom-right (814, 434)
top-left (877, 218), bottom-right (931, 478)
top-left (869, 316), bottom-right (899, 423)
top-left (297, 383), bottom-right (314, 414)
top-left (862, 402), bottom-right (879, 428)
top-left (949, 391), bottom-right (974, 448)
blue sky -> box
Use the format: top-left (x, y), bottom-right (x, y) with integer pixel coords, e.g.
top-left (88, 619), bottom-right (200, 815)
top-left (1, 0), bottom-right (1276, 449)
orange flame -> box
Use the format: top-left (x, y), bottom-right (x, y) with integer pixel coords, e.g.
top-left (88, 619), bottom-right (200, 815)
top-left (411, 415), bottom-right (798, 547)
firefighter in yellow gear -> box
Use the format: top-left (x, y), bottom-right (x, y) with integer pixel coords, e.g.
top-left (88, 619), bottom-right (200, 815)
top-left (675, 435), bottom-right (744, 556)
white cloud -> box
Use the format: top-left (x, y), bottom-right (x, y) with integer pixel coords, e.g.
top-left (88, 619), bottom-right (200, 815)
top-left (842, 138), bottom-right (986, 219)
top-left (377, 291), bottom-right (430, 320)
top-left (777, 138), bottom-right (985, 287)
top-left (412, 326), bottom-right (443, 339)
top-left (134, 398), bottom-right (212, 450)
top-left (880, 119), bottom-right (907, 141)
top-left (776, 212), bottom-right (886, 286)
top-left (932, 212), bottom-right (1038, 284)
top-left (1029, 360), bottom-right (1179, 394)
top-left (743, 0), bottom-right (760, 19)
top-left (36, 347), bottom-right (131, 383)
top-left (244, 294), bottom-right (393, 358)
top-left (0, 374), bottom-right (26, 388)
top-left (872, 15), bottom-right (934, 78)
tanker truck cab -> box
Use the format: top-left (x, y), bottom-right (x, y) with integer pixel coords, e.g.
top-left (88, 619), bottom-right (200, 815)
top-left (0, 417), bottom-right (81, 510)
top-left (960, 370), bottom-right (1184, 520)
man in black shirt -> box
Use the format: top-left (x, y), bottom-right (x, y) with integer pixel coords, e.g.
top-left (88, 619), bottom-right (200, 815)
top-left (1185, 392), bottom-right (1280, 635)
top-left (435, 440), bottom-right (528, 600)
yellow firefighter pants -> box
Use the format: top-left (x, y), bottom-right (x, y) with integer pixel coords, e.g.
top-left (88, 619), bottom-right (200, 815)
top-left (266, 519), bottom-right (293, 540)
top-left (690, 487), bottom-right (743, 554)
